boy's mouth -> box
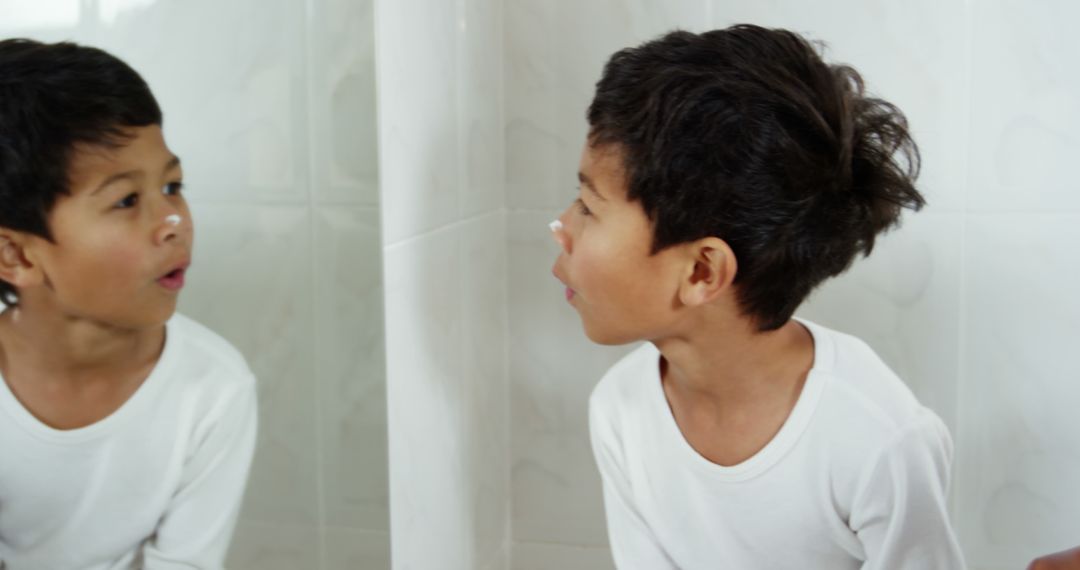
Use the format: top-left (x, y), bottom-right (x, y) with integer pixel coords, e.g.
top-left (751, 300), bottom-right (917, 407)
top-left (552, 268), bottom-right (576, 302)
top-left (157, 263), bottom-right (189, 291)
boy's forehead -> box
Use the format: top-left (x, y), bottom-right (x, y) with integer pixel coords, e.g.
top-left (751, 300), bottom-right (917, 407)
top-left (66, 125), bottom-right (174, 191)
top-left (580, 142), bottom-right (630, 197)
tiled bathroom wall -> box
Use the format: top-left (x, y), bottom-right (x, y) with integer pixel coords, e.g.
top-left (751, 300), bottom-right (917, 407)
top-left (376, 0), bottom-right (510, 568)
top-left (953, 1), bottom-right (1080, 567)
top-left (504, 3), bottom-right (712, 566)
top-left (504, 1), bottom-right (1080, 569)
top-left (0, 0), bottom-right (388, 568)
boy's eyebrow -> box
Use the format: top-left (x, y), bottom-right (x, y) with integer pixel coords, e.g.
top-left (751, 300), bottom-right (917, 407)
top-left (91, 155), bottom-right (181, 196)
top-left (164, 155), bottom-right (181, 172)
top-left (578, 171), bottom-right (607, 201)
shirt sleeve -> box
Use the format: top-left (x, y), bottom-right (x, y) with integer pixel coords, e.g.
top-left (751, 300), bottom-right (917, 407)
top-left (589, 393), bottom-right (678, 570)
top-left (849, 410), bottom-right (967, 570)
top-left (140, 373), bottom-right (259, 569)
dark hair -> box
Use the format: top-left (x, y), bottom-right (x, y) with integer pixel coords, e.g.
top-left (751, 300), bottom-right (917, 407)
top-left (0, 39), bottom-right (162, 306)
top-left (587, 25), bottom-right (924, 331)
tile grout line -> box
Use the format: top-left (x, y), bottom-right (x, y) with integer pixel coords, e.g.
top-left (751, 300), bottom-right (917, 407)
top-left (302, 0), bottom-right (328, 565)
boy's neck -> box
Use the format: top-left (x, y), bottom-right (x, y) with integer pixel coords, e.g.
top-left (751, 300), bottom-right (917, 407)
top-left (0, 304), bottom-right (165, 384)
top-left (652, 312), bottom-right (815, 466)
top-left (654, 314), bottom-right (814, 413)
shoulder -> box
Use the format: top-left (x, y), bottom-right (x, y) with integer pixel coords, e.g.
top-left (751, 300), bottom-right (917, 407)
top-left (166, 313), bottom-right (256, 396)
top-left (805, 320), bottom-right (931, 439)
top-left (800, 321), bottom-right (953, 496)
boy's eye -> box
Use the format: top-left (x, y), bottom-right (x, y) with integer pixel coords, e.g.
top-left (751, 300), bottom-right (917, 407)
top-left (575, 198), bottom-right (592, 217)
top-left (163, 181), bottom-right (184, 196)
top-left (115, 193), bottom-right (139, 209)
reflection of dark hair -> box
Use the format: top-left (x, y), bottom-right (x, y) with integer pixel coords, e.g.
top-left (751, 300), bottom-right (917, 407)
top-left (588, 25), bottom-right (924, 331)
top-left (0, 39), bottom-right (162, 306)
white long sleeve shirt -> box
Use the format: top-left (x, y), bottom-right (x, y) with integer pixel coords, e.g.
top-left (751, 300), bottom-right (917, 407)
top-left (0, 313), bottom-right (258, 570)
top-left (589, 319), bottom-right (966, 570)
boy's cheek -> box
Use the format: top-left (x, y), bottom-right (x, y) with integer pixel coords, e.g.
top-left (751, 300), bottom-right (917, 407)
top-left (69, 248), bottom-right (149, 294)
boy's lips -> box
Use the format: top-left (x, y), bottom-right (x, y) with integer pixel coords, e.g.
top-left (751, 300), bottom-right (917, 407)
top-left (552, 267), bottom-right (576, 302)
top-left (157, 260), bottom-right (190, 291)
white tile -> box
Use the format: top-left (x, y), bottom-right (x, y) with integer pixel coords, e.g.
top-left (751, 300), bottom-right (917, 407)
top-left (377, 0), bottom-right (460, 243)
top-left (511, 541), bottom-right (615, 570)
top-left (226, 522), bottom-right (319, 570)
top-left (0, 0), bottom-right (86, 38)
top-left (324, 527), bottom-right (391, 570)
top-left (505, 0), bottom-right (710, 210)
top-left (461, 213), bottom-right (511, 566)
top-left (551, 0), bottom-right (711, 91)
top-left (384, 228), bottom-right (471, 569)
top-left (460, 0), bottom-right (506, 218)
top-left (507, 211), bottom-right (633, 546)
top-left (956, 214), bottom-right (1080, 568)
top-left (88, 0), bottom-right (311, 202)
top-left (179, 203), bottom-right (319, 526)
top-left (314, 207), bottom-right (389, 532)
top-left (504, 0), bottom-right (563, 211)
top-left (967, 0), bottom-right (1080, 212)
top-left (481, 543), bottom-right (511, 570)
top-left (797, 211), bottom-right (963, 434)
top-left (309, 0), bottom-right (380, 205)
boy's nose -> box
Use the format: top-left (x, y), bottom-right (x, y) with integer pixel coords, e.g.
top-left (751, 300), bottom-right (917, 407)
top-left (154, 211), bottom-right (187, 245)
top-left (549, 216), bottom-right (570, 253)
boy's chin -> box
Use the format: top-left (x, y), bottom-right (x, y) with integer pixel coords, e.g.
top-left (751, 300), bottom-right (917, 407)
top-left (581, 321), bottom-right (641, 346)
top-left (108, 301), bottom-right (178, 331)
top-left (146, 303), bottom-right (179, 327)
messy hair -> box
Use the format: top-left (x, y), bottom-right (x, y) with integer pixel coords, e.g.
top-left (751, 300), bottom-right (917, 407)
top-left (588, 25), bottom-right (923, 330)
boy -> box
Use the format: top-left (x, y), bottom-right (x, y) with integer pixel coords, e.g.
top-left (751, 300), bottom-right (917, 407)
top-left (0, 40), bottom-right (257, 569)
top-left (551, 26), bottom-right (966, 569)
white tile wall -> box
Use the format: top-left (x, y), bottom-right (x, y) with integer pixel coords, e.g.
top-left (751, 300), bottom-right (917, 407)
top-left (504, 4), bottom-right (710, 563)
top-left (507, 210), bottom-right (630, 550)
top-left (461, 0), bottom-right (507, 218)
top-left (315, 207), bottom-right (389, 532)
top-left (228, 522), bottom-right (320, 570)
top-left (325, 527), bottom-right (393, 569)
top-left (960, 1), bottom-right (1080, 567)
top-left (377, 0), bottom-right (461, 245)
top-left (378, 0), bottom-right (509, 567)
top-left (0, 1), bottom-right (389, 567)
top-left (183, 204), bottom-right (320, 528)
top-left (504, 0), bottom-right (711, 212)
top-left (966, 0), bottom-right (1080, 213)
top-left (502, 1), bottom-right (1080, 569)
top-left (462, 213), bottom-right (512, 569)
top-left (511, 541), bottom-right (616, 570)
top-left (957, 214), bottom-right (1080, 569)
top-left (309, 0), bottom-right (380, 205)
top-left (89, 0), bottom-right (312, 203)
top-left (384, 229), bottom-right (471, 569)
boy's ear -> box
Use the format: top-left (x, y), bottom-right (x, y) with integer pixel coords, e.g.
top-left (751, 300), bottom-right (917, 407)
top-left (0, 231), bottom-right (43, 289)
top-left (677, 237), bottom-right (737, 307)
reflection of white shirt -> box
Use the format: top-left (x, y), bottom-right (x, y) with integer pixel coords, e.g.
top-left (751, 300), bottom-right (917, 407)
top-left (0, 313), bottom-right (258, 570)
top-left (589, 319), bottom-right (965, 570)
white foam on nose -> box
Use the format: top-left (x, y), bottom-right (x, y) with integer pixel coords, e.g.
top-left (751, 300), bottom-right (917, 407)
top-left (548, 219), bottom-right (563, 233)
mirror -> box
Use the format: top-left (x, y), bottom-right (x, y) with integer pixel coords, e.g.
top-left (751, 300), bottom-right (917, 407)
top-left (0, 0), bottom-right (388, 567)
